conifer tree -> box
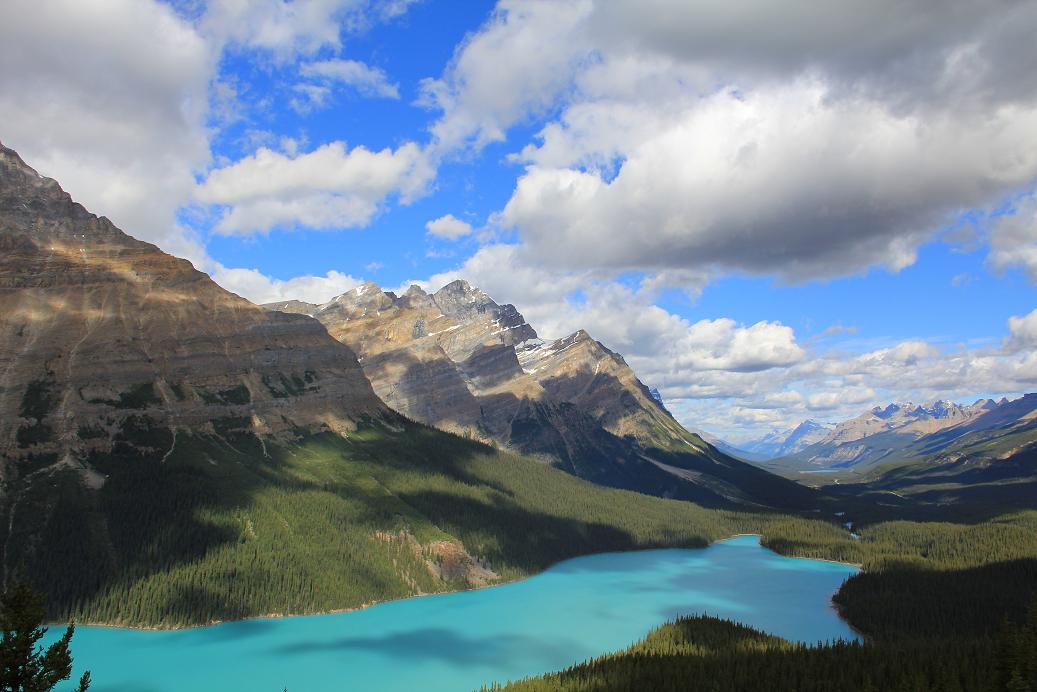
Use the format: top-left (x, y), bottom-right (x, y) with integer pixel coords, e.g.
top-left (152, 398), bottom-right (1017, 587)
top-left (0, 582), bottom-right (90, 692)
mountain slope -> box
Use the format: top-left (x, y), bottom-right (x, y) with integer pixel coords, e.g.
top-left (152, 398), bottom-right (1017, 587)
top-left (775, 397), bottom-right (1037, 474)
top-left (831, 405), bottom-right (1037, 508)
top-left (265, 283), bottom-right (816, 509)
top-left (0, 142), bottom-right (387, 474)
top-left (0, 141), bottom-right (803, 627)
top-left (740, 420), bottom-right (834, 459)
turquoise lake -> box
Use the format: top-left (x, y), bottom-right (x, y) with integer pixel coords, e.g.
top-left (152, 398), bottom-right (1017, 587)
top-left (53, 536), bottom-right (857, 692)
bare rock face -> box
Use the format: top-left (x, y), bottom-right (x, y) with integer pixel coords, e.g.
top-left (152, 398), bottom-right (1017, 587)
top-left (0, 143), bottom-right (386, 477)
top-left (266, 280), bottom-right (815, 507)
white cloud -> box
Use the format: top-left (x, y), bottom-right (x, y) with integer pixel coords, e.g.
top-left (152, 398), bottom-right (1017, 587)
top-left (201, 0), bottom-right (360, 58)
top-left (0, 0), bottom-right (214, 265)
top-left (196, 141), bottom-right (433, 234)
top-left (806, 388), bottom-right (877, 412)
top-left (1007, 308), bottom-right (1037, 352)
top-left (412, 244), bottom-right (1037, 439)
top-left (990, 193), bottom-right (1037, 281)
top-left (425, 0), bottom-right (1037, 283)
top-left (300, 59), bottom-right (400, 99)
top-left (502, 80), bottom-right (1037, 282)
top-left (211, 266), bottom-right (363, 304)
top-left (425, 214), bottom-right (473, 240)
top-left (289, 83), bottom-right (332, 113)
top-left (420, 0), bottom-right (594, 152)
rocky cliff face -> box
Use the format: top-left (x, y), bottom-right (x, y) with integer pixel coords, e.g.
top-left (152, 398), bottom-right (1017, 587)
top-left (266, 282), bottom-right (816, 508)
top-left (0, 142), bottom-right (387, 481)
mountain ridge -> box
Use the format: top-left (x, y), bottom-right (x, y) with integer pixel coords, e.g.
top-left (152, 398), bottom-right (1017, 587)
top-left (0, 139), bottom-right (790, 627)
top-left (786, 396), bottom-right (1036, 470)
top-left (264, 281), bottom-right (817, 508)
top-left (738, 419), bottom-right (835, 459)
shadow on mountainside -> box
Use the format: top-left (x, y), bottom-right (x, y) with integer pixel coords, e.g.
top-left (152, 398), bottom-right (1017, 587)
top-left (1, 411), bottom-right (755, 627)
top-left (385, 354), bottom-right (822, 511)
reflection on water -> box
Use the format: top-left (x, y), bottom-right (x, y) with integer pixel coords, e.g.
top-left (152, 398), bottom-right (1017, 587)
top-left (53, 536), bottom-right (857, 692)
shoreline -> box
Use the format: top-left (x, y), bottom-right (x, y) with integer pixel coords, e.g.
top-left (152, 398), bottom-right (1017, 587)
top-left (52, 532), bottom-right (863, 632)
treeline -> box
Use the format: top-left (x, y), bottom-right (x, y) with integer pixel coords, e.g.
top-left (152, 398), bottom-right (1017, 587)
top-left (490, 509), bottom-right (1037, 691)
top-left (835, 559), bottom-right (1037, 640)
top-left (760, 512), bottom-right (1037, 571)
top-left (4, 420), bottom-right (751, 626)
top-left (7, 412), bottom-right (1037, 634)
top-left (490, 607), bottom-right (1037, 692)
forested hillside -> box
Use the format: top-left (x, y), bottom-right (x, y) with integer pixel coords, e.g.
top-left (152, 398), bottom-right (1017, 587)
top-left (494, 512), bottom-right (1037, 691)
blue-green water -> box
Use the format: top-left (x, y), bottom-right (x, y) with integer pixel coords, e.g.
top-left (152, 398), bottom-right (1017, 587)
top-left (52, 536), bottom-right (857, 692)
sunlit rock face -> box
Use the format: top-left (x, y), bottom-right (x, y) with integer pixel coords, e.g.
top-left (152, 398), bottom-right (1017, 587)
top-left (267, 280), bottom-right (814, 508)
top-left (0, 142), bottom-right (387, 475)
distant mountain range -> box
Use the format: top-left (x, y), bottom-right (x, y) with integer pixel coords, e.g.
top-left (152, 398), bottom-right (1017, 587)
top-left (732, 395), bottom-right (1037, 507)
top-left (736, 420), bottom-right (835, 460)
top-left (264, 283), bottom-right (814, 508)
top-left (772, 397), bottom-right (1036, 471)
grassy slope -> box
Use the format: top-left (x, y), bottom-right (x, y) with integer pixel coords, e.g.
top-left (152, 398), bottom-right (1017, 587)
top-left (10, 418), bottom-right (769, 627)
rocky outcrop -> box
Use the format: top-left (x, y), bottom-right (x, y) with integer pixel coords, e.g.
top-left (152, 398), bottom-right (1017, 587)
top-left (266, 281), bottom-right (817, 508)
top-left (0, 142), bottom-right (387, 476)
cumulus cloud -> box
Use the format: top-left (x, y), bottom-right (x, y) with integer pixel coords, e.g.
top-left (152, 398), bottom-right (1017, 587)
top-left (0, 0), bottom-right (214, 264)
top-left (413, 244), bottom-right (1037, 439)
top-left (1006, 308), bottom-right (1037, 352)
top-left (0, 0), bottom-right (422, 310)
top-left (989, 193), bottom-right (1037, 281)
top-left (420, 1), bottom-right (593, 152)
top-left (425, 0), bottom-right (1037, 284)
top-left (425, 214), bottom-right (473, 240)
top-left (201, 0), bottom-right (417, 59)
top-left (300, 59), bottom-right (400, 99)
top-left (211, 266), bottom-right (363, 304)
top-left (196, 141), bottom-right (433, 234)
top-left (503, 82), bottom-right (1037, 280)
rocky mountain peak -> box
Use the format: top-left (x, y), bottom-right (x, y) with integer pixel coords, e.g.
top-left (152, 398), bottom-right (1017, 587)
top-left (0, 141), bottom-right (136, 248)
top-left (432, 279), bottom-right (496, 321)
top-left (404, 284), bottom-right (428, 298)
top-left (1, 142), bottom-right (387, 473)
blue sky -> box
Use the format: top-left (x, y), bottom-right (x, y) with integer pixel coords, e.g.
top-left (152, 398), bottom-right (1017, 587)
top-left (2, 0), bottom-right (1036, 440)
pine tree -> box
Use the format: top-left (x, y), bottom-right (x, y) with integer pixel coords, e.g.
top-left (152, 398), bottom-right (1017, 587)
top-left (0, 582), bottom-right (90, 692)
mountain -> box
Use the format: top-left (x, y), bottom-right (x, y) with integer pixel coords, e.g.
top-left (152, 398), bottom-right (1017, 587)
top-left (857, 428), bottom-right (1037, 508)
top-left (0, 141), bottom-right (810, 628)
top-left (264, 283), bottom-right (817, 508)
top-left (0, 142), bottom-right (391, 468)
top-left (771, 396), bottom-right (1037, 476)
top-left (831, 394), bottom-right (1037, 508)
top-left (740, 420), bottom-right (834, 459)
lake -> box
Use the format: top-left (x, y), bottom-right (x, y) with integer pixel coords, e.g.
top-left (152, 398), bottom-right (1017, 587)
top-left (53, 536), bottom-right (857, 692)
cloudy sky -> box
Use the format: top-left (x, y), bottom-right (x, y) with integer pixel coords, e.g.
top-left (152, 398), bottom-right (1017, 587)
top-left (2, 0), bottom-right (1036, 441)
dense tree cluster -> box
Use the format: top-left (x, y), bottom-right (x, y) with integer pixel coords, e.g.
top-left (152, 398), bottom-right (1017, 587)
top-left (492, 604), bottom-right (1037, 692)
top-left (6, 415), bottom-right (1037, 630)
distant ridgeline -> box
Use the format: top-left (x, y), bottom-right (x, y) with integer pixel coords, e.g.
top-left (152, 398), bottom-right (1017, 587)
top-left (744, 396), bottom-right (1037, 512)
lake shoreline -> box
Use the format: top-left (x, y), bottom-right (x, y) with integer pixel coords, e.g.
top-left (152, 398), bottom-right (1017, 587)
top-left (52, 533), bottom-right (862, 632)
